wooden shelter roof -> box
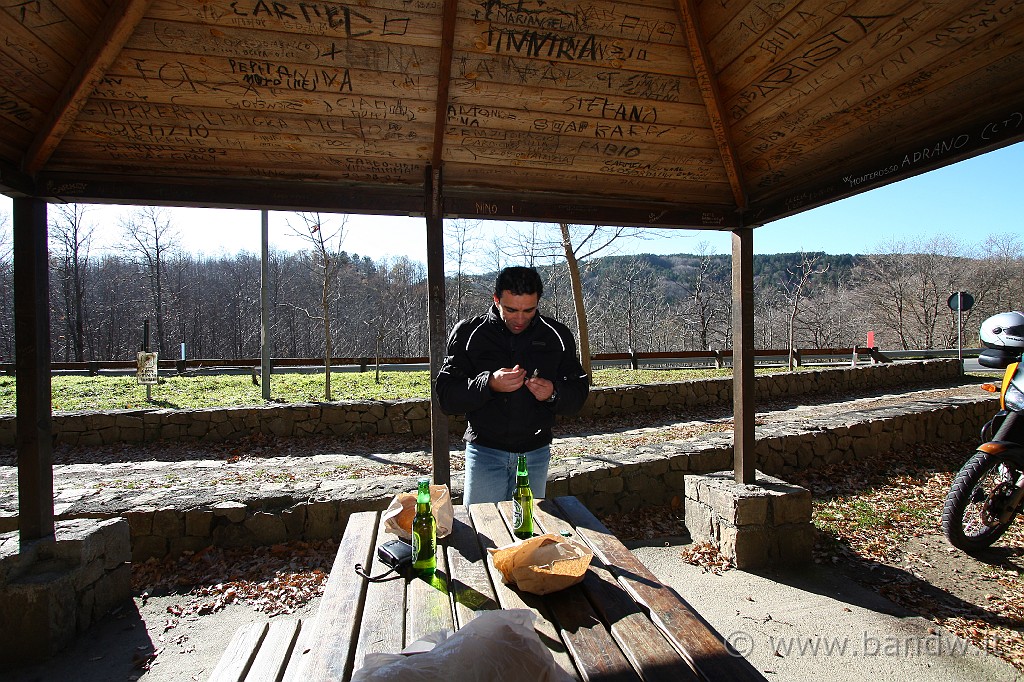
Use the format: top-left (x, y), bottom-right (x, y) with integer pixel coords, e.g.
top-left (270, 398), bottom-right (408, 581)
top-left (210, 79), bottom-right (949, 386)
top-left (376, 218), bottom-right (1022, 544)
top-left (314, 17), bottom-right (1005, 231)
top-left (2, 0), bottom-right (1024, 228)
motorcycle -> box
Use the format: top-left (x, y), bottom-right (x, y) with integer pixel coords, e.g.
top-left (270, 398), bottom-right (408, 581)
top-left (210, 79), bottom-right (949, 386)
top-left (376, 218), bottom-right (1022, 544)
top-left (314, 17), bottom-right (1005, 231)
top-left (941, 311), bottom-right (1024, 553)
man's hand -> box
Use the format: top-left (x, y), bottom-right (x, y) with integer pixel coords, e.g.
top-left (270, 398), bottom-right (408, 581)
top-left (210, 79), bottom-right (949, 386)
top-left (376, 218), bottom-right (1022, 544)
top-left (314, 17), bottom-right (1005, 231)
top-left (525, 375), bottom-right (555, 402)
top-left (489, 364), bottom-right (527, 392)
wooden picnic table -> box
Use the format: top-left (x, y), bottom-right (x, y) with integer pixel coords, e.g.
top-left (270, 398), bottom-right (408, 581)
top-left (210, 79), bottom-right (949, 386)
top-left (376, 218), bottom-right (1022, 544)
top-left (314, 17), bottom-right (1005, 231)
top-left (210, 496), bottom-right (764, 681)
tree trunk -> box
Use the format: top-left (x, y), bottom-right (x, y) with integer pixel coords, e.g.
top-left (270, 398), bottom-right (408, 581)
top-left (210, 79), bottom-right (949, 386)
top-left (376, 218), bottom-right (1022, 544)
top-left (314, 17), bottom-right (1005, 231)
top-left (560, 223), bottom-right (591, 381)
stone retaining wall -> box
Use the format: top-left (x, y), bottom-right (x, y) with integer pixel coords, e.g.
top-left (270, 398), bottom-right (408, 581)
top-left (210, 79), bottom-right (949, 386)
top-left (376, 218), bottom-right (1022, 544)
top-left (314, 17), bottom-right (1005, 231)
top-left (65, 391), bottom-right (993, 562)
top-left (0, 360), bottom-right (962, 446)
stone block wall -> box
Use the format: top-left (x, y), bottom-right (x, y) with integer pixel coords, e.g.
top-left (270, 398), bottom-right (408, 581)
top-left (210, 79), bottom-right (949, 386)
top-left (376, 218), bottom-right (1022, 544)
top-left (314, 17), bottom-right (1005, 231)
top-left (0, 360), bottom-right (963, 447)
top-left (0, 518), bottom-right (131, 665)
top-left (25, 390), bottom-right (991, 563)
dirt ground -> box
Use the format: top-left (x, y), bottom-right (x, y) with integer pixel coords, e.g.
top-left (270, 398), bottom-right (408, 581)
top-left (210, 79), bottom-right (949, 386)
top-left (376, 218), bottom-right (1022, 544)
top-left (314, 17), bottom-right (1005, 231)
top-left (9, 593), bottom-right (324, 682)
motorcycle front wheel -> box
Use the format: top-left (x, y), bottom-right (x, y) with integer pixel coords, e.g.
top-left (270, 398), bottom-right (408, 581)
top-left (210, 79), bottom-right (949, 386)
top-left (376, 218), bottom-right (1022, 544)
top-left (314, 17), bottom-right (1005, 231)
top-left (942, 449), bottom-right (1024, 553)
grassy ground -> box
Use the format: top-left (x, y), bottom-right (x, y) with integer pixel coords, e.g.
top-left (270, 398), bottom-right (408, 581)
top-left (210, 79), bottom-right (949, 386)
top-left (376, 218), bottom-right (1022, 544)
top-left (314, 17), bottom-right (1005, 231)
top-left (0, 366), bottom-right (795, 413)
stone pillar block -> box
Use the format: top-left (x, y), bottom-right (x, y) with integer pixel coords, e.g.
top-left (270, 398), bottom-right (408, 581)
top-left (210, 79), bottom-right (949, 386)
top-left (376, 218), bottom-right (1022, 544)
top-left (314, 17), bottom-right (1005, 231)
top-left (0, 520), bottom-right (131, 666)
top-left (684, 470), bottom-right (814, 570)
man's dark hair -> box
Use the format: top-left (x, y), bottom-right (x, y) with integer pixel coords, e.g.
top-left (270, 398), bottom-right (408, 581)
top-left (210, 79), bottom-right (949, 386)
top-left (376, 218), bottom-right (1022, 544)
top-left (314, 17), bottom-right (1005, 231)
top-left (494, 266), bottom-right (543, 298)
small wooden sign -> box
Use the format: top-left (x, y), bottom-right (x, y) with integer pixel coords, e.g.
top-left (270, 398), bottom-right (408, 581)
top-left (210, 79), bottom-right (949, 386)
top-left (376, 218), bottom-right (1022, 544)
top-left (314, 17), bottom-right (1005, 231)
top-left (137, 352), bottom-right (159, 385)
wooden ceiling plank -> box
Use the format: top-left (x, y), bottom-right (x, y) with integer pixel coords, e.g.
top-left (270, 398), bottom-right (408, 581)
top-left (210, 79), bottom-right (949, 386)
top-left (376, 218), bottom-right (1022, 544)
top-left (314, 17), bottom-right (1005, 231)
top-left (677, 0), bottom-right (747, 209)
top-left (743, 21), bottom-right (1024, 191)
top-left (431, 0), bottom-right (460, 169)
top-left (725, 2), bottom-right (989, 139)
top-left (23, 0), bottom-right (154, 175)
top-left (748, 105), bottom-right (1024, 225)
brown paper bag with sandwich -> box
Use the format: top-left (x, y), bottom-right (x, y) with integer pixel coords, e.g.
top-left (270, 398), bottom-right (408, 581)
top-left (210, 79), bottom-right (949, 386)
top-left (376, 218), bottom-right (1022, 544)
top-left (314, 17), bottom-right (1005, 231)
top-left (488, 534), bottom-right (593, 595)
top-left (382, 484), bottom-right (454, 540)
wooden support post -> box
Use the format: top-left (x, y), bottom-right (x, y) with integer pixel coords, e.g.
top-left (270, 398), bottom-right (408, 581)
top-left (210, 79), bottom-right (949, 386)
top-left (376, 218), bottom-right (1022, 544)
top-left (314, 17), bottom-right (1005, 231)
top-left (13, 197), bottom-right (55, 545)
top-left (425, 166), bottom-right (450, 487)
top-left (731, 228), bottom-right (755, 484)
top-left (260, 210), bottom-right (271, 400)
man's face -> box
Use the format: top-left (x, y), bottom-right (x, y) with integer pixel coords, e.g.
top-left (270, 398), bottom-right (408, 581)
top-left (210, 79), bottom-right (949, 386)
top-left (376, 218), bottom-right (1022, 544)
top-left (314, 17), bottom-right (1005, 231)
top-left (494, 291), bottom-right (539, 334)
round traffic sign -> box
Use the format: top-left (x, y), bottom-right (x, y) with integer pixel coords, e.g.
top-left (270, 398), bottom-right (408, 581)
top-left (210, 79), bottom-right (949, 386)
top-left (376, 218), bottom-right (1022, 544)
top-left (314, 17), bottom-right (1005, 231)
top-left (947, 291), bottom-right (974, 311)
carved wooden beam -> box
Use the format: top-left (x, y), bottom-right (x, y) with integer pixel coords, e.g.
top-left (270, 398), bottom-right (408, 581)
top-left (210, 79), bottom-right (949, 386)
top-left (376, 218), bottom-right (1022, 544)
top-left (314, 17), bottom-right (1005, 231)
top-left (23, 0), bottom-right (153, 176)
top-left (676, 0), bottom-right (747, 210)
top-left (431, 0), bottom-right (460, 169)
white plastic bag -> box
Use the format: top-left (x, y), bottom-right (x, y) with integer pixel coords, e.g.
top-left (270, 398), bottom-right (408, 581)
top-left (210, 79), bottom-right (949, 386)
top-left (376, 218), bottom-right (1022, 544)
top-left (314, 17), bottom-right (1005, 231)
top-left (382, 484), bottom-right (454, 540)
top-left (351, 609), bottom-right (574, 682)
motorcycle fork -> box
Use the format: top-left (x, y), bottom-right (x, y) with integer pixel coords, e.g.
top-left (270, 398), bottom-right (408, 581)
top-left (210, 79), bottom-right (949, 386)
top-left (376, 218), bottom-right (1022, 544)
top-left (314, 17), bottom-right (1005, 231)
top-left (983, 411), bottom-right (1024, 521)
top-left (986, 409), bottom-right (1024, 442)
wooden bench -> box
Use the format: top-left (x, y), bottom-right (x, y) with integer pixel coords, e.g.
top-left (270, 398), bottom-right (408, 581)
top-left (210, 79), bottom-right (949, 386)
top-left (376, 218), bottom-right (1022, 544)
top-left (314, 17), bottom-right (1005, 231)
top-left (210, 497), bottom-right (764, 681)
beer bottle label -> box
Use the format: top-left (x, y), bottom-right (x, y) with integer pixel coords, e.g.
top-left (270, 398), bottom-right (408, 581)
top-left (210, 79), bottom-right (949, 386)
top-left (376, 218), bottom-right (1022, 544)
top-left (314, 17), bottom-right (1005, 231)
top-left (411, 530), bottom-right (421, 557)
top-left (513, 500), bottom-right (524, 528)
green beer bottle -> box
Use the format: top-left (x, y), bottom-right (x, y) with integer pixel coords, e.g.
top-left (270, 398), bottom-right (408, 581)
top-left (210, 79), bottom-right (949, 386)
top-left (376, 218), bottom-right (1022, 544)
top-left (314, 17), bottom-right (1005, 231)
top-left (513, 455), bottom-right (534, 540)
top-left (411, 477), bottom-right (437, 576)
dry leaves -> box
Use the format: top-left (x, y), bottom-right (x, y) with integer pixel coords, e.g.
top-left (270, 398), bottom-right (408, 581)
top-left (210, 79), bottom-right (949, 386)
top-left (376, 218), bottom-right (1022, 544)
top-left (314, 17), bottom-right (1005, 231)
top-left (790, 443), bottom-right (1024, 673)
top-left (132, 539), bottom-right (338, 619)
top-left (679, 542), bottom-right (734, 575)
top-left (600, 502), bottom-right (686, 541)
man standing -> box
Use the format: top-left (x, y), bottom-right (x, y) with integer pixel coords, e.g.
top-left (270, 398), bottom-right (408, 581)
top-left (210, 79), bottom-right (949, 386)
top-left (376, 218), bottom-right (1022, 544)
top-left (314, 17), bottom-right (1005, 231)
top-left (436, 266), bottom-right (589, 504)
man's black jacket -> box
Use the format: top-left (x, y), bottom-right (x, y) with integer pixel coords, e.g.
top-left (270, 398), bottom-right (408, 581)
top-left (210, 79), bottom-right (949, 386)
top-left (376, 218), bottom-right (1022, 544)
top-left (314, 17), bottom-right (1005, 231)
top-left (435, 305), bottom-right (589, 452)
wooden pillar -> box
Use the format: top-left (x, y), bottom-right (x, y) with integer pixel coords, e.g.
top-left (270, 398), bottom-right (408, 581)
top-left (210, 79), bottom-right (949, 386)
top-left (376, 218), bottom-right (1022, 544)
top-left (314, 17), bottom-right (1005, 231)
top-left (731, 227), bottom-right (755, 484)
top-left (425, 166), bottom-right (450, 486)
top-left (13, 197), bottom-right (54, 545)
top-left (260, 210), bottom-right (271, 399)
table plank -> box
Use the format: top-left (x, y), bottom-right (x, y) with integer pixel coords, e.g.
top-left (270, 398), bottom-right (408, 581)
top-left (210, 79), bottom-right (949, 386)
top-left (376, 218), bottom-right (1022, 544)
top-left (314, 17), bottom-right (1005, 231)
top-left (533, 503), bottom-right (701, 682)
top-left (353, 514), bottom-right (406, 672)
top-left (281, 620), bottom-right (314, 682)
top-left (406, 543), bottom-right (455, 645)
top-left (296, 510), bottom-right (378, 682)
top-left (445, 505), bottom-right (501, 629)
top-left (208, 621), bottom-right (266, 682)
top-left (551, 497), bottom-right (766, 682)
top-left (248, 619), bottom-right (301, 682)
top-left (542, 579), bottom-right (642, 682)
top-left (469, 502), bottom-right (580, 680)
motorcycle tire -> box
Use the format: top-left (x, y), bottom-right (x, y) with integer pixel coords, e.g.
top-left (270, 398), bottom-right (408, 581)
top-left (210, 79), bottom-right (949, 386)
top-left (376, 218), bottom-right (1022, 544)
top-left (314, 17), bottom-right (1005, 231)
top-left (942, 448), bottom-right (1024, 553)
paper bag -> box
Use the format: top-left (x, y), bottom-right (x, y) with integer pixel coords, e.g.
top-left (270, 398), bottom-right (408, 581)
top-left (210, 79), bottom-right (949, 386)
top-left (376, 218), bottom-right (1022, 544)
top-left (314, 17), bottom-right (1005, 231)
top-left (488, 534), bottom-right (593, 595)
top-left (382, 484), bottom-right (454, 540)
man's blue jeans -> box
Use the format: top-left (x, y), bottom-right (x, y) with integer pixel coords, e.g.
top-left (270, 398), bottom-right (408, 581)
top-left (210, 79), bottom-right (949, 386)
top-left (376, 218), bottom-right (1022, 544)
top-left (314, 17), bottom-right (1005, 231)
top-left (463, 443), bottom-right (550, 505)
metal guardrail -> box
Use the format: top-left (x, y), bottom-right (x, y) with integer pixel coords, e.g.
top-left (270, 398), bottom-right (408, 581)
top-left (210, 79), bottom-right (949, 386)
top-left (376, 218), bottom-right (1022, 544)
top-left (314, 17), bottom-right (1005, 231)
top-left (0, 346), bottom-right (951, 376)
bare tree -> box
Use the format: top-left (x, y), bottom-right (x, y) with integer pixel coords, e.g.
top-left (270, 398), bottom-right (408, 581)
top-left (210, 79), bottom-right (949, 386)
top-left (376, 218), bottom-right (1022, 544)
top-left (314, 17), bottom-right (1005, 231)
top-left (683, 241), bottom-right (723, 350)
top-left (500, 222), bottom-right (657, 378)
top-left (779, 252), bottom-right (829, 370)
top-left (559, 223), bottom-right (660, 379)
top-left (590, 257), bottom-right (666, 355)
top-left (444, 219), bottom-right (487, 321)
top-left (122, 207), bottom-right (179, 357)
top-left (852, 241), bottom-right (915, 350)
top-left (50, 204), bottom-right (94, 361)
top-left (803, 281), bottom-right (855, 348)
top-left (285, 212), bottom-right (348, 401)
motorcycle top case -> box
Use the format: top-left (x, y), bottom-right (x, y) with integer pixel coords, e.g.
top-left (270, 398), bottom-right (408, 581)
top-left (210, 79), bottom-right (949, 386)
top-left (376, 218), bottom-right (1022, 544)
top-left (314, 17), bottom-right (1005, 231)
top-left (979, 347), bottom-right (1021, 369)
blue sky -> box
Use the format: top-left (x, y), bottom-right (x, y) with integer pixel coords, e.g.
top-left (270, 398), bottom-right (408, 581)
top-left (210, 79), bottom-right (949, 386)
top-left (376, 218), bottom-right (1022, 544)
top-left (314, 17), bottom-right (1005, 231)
top-left (1, 141), bottom-right (1021, 260)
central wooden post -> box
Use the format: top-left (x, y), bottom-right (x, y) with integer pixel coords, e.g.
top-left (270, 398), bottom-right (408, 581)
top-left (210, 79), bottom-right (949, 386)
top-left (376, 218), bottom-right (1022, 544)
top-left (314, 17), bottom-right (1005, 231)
top-left (425, 166), bottom-right (450, 486)
top-left (731, 227), bottom-right (755, 484)
top-left (13, 197), bottom-right (55, 545)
